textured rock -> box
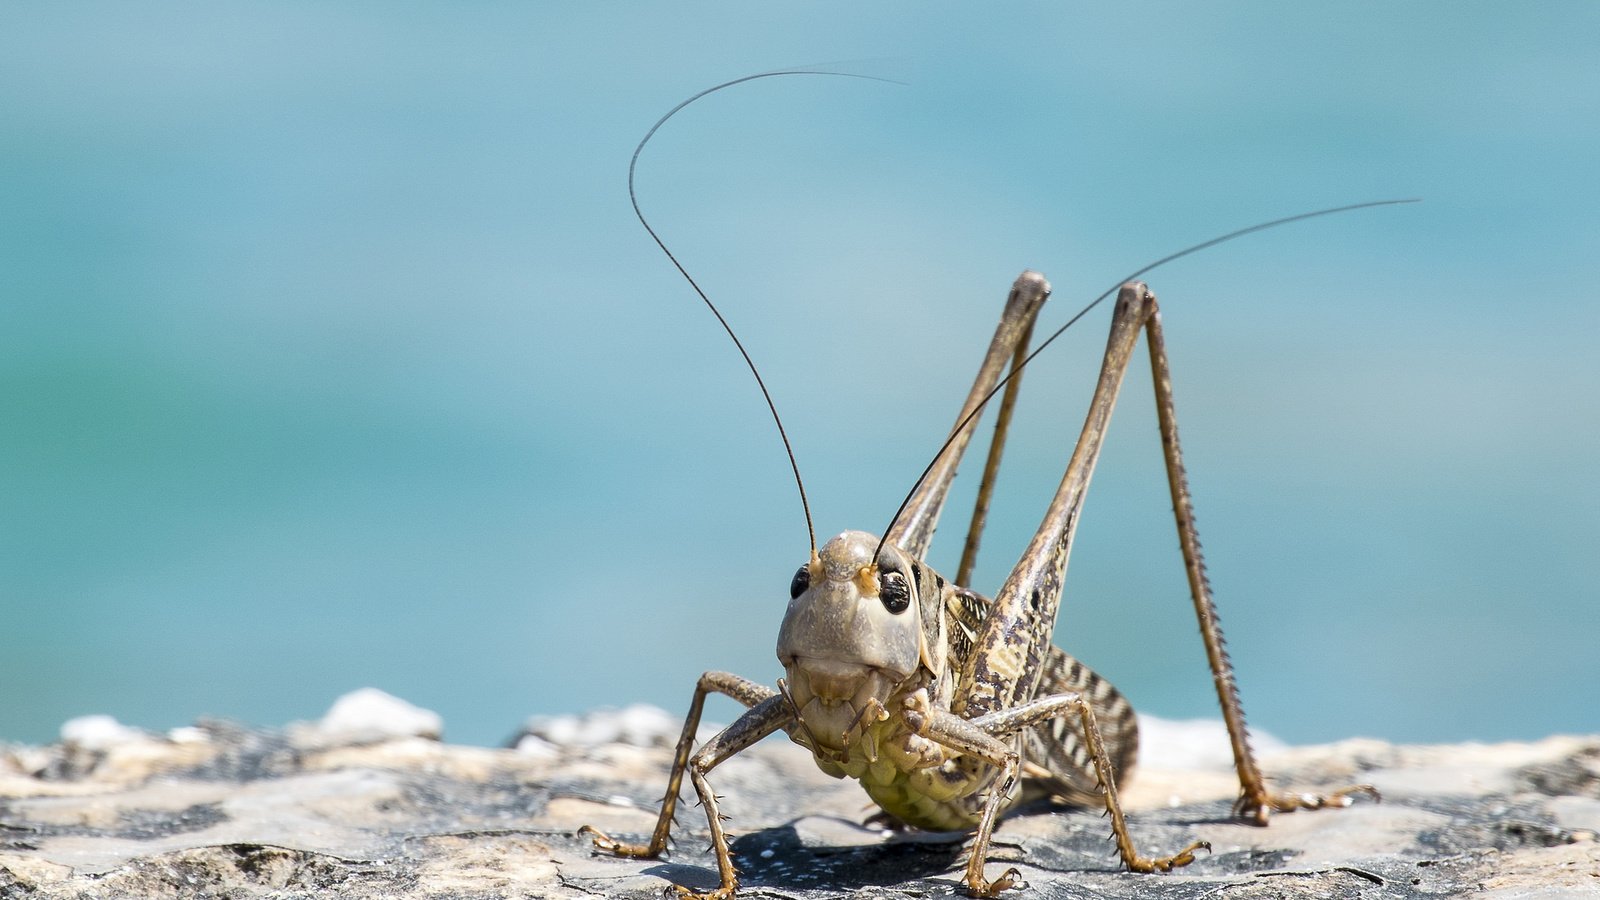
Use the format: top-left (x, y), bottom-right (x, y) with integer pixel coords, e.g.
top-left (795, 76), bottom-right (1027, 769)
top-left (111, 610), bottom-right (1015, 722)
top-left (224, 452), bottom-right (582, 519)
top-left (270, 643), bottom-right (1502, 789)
top-left (1, 699), bottom-right (1596, 899)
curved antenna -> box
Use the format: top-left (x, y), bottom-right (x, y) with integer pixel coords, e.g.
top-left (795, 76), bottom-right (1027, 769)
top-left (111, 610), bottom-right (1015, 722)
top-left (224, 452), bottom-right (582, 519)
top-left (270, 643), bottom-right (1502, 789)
top-left (875, 197), bottom-right (1421, 559)
top-left (631, 70), bottom-right (898, 558)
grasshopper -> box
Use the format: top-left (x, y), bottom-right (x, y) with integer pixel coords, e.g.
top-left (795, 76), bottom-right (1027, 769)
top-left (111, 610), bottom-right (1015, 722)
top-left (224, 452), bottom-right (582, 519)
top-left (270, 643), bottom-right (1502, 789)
top-left (580, 72), bottom-right (1397, 899)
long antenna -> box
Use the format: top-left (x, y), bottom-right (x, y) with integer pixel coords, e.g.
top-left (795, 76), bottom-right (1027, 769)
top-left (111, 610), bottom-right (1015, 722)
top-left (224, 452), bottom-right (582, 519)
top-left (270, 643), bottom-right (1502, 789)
top-left (876, 198), bottom-right (1421, 558)
top-left (630, 70), bottom-right (896, 557)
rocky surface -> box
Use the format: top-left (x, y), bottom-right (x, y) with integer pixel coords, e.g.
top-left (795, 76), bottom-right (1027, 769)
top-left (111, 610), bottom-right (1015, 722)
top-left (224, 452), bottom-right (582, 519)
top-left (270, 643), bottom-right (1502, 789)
top-left (2, 691), bottom-right (1597, 899)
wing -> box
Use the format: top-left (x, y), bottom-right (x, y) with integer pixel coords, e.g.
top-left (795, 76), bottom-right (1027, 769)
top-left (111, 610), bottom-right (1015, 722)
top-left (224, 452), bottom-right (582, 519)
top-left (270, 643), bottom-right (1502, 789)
top-left (945, 585), bottom-right (1137, 806)
top-left (1022, 646), bottom-right (1138, 805)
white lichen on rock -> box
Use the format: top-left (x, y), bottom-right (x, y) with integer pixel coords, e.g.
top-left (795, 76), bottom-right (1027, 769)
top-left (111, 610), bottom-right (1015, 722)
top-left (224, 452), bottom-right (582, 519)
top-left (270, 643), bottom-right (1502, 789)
top-left (316, 687), bottom-right (444, 741)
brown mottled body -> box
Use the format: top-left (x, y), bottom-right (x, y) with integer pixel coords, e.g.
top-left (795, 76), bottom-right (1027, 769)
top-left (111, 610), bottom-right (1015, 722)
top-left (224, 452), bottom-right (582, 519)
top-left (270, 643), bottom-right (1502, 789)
top-left (580, 71), bottom-right (1382, 900)
top-left (582, 275), bottom-right (1374, 899)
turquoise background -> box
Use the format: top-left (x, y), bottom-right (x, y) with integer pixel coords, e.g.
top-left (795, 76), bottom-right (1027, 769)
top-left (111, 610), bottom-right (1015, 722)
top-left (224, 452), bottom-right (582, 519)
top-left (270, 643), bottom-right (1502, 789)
top-left (3, 3), bottom-right (1597, 748)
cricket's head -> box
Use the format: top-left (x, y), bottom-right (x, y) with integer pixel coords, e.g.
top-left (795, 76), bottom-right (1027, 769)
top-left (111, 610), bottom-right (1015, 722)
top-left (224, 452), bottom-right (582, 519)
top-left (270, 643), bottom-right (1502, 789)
top-left (776, 530), bottom-right (923, 753)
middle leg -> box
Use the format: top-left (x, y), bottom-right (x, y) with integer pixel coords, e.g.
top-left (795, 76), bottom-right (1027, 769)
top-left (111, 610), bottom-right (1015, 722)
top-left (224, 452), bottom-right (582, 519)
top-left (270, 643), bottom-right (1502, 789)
top-left (968, 693), bottom-right (1209, 873)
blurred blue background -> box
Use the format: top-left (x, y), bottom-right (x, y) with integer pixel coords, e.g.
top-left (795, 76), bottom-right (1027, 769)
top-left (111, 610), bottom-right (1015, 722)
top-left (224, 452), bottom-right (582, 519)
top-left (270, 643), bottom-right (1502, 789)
top-left (3, 3), bottom-right (1597, 749)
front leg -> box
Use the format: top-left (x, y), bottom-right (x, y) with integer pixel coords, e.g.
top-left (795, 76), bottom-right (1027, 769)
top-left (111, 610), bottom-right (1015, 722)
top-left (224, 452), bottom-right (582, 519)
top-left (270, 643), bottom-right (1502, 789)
top-left (579, 671), bottom-right (779, 861)
top-left (673, 695), bottom-right (792, 899)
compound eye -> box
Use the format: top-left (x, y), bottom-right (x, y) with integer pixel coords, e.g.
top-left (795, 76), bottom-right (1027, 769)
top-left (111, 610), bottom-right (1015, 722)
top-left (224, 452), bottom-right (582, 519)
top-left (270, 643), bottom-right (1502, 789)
top-left (878, 570), bottom-right (910, 614)
top-left (789, 565), bottom-right (811, 599)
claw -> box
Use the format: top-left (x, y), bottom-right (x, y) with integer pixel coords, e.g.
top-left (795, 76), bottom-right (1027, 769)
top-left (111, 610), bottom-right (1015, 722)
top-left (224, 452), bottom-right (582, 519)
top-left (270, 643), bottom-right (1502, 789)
top-left (1127, 839), bottom-right (1209, 873)
top-left (1235, 783), bottom-right (1380, 824)
top-left (579, 824), bottom-right (659, 859)
top-left (1163, 840), bottom-right (1210, 872)
top-left (965, 865), bottom-right (1023, 897)
top-left (668, 881), bottom-right (738, 900)
top-left (1325, 783), bottom-right (1382, 806)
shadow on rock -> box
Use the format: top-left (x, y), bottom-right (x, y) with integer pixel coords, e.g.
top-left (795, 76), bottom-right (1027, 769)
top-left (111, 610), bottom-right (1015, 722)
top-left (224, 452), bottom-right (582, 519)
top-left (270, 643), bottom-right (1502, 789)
top-left (727, 822), bottom-right (967, 892)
